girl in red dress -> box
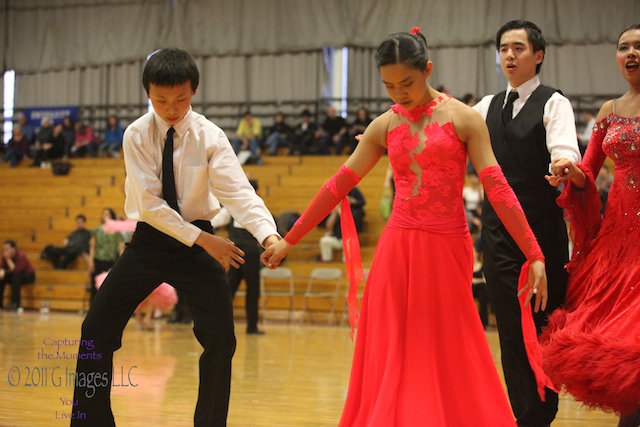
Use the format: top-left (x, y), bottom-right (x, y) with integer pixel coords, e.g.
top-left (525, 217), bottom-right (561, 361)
top-left (263, 28), bottom-right (550, 426)
top-left (541, 24), bottom-right (640, 427)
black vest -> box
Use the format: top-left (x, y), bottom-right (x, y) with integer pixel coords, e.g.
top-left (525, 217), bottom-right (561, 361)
top-left (482, 85), bottom-right (564, 229)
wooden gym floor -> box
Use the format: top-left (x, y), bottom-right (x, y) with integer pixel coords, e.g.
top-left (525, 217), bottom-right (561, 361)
top-left (0, 311), bottom-right (620, 426)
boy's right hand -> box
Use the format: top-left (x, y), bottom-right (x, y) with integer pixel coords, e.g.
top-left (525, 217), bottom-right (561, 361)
top-left (260, 239), bottom-right (293, 269)
top-left (195, 232), bottom-right (245, 271)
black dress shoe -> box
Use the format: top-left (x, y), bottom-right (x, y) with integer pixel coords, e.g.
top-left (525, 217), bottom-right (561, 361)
top-left (247, 329), bottom-right (265, 335)
top-left (167, 312), bottom-right (182, 323)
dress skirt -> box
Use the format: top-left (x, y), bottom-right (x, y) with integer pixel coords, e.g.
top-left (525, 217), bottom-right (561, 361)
top-left (338, 225), bottom-right (516, 426)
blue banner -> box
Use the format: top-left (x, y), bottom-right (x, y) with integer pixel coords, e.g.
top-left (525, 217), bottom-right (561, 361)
top-left (21, 106), bottom-right (79, 128)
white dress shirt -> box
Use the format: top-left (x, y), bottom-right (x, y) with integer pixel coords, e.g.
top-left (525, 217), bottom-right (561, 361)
top-left (123, 107), bottom-right (278, 247)
top-left (473, 76), bottom-right (581, 168)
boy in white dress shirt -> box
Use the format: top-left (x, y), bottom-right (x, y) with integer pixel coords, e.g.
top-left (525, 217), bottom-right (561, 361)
top-left (71, 48), bottom-right (280, 427)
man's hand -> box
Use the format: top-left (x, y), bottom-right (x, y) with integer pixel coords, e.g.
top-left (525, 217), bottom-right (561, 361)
top-left (545, 158), bottom-right (585, 188)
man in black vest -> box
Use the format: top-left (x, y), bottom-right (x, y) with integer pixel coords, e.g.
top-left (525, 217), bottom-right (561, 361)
top-left (473, 20), bottom-right (581, 427)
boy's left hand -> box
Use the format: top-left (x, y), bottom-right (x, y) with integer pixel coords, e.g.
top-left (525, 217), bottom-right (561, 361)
top-left (195, 232), bottom-right (245, 271)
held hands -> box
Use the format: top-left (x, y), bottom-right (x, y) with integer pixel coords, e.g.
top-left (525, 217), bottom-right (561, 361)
top-left (196, 232), bottom-right (245, 271)
top-left (260, 239), bottom-right (293, 269)
top-left (517, 260), bottom-right (548, 312)
top-left (545, 158), bottom-right (586, 188)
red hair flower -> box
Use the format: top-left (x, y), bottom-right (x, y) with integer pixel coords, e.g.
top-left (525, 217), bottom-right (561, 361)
top-left (410, 27), bottom-right (420, 35)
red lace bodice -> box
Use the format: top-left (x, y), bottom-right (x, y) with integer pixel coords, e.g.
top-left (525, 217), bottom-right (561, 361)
top-left (387, 97), bottom-right (469, 236)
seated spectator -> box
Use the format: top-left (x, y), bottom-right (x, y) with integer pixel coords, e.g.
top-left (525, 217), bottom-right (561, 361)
top-left (596, 163), bottom-right (614, 213)
top-left (318, 186), bottom-right (365, 262)
top-left (290, 109), bottom-right (319, 155)
top-left (265, 112), bottom-right (292, 156)
top-left (232, 111), bottom-right (263, 164)
top-left (15, 113), bottom-right (35, 147)
top-left (0, 240), bottom-right (36, 311)
top-left (49, 123), bottom-right (66, 158)
top-left (275, 210), bottom-right (300, 238)
top-left (463, 173), bottom-right (483, 235)
top-left (40, 214), bottom-right (92, 269)
top-left (317, 105), bottom-right (348, 155)
top-left (98, 114), bottom-right (125, 158)
top-left (61, 115), bottom-right (76, 158)
top-left (578, 110), bottom-right (597, 155)
top-left (348, 107), bottom-right (372, 154)
top-left (2, 124), bottom-right (30, 167)
top-left (461, 93), bottom-right (477, 107)
top-left (71, 121), bottom-right (97, 158)
top-left (436, 84), bottom-right (450, 95)
top-left (31, 116), bottom-right (55, 167)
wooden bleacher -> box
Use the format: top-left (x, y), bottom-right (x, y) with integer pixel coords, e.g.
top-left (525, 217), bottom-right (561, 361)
top-left (0, 154), bottom-right (389, 323)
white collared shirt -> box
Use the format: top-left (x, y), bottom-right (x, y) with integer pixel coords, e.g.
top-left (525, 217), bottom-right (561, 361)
top-left (123, 107), bottom-right (278, 247)
top-left (474, 76), bottom-right (581, 167)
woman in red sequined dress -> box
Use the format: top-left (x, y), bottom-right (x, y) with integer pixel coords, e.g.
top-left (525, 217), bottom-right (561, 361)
top-left (263, 28), bottom-right (549, 426)
top-left (540, 24), bottom-right (640, 427)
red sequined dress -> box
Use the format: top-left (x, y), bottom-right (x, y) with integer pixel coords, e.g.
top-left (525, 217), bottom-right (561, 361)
top-left (539, 112), bottom-right (640, 416)
top-left (338, 96), bottom-right (517, 426)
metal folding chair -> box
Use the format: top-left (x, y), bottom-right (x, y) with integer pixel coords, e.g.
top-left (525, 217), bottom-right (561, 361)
top-left (259, 267), bottom-right (295, 324)
top-left (302, 267), bottom-right (342, 325)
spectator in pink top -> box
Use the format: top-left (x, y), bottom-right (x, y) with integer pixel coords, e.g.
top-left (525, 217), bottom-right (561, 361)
top-left (71, 121), bottom-right (97, 158)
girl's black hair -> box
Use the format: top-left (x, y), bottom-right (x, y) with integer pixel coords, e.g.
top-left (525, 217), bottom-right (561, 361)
top-left (104, 207), bottom-right (116, 220)
top-left (618, 24), bottom-right (640, 45)
top-left (375, 29), bottom-right (429, 71)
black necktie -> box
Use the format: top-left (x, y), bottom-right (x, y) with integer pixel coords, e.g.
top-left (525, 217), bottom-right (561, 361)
top-left (162, 127), bottom-right (180, 213)
top-left (502, 91), bottom-right (519, 125)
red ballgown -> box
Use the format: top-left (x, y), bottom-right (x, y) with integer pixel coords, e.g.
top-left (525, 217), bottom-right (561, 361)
top-left (338, 97), bottom-right (517, 426)
top-left (540, 113), bottom-right (640, 416)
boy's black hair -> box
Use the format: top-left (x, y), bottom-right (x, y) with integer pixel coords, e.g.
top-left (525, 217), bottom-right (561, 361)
top-left (4, 240), bottom-right (16, 248)
top-left (496, 20), bottom-right (546, 74)
top-left (142, 48), bottom-right (199, 94)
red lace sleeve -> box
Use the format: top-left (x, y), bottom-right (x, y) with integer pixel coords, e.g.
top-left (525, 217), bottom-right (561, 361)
top-left (479, 165), bottom-right (544, 262)
top-left (556, 119), bottom-right (608, 273)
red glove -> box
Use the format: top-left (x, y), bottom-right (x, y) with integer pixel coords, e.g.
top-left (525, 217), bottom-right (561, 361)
top-left (479, 165), bottom-right (544, 262)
